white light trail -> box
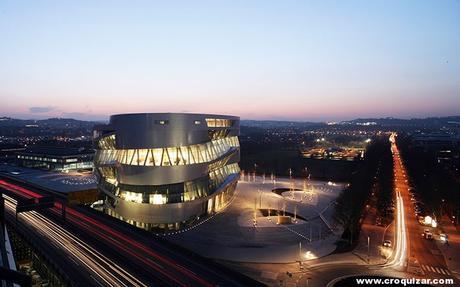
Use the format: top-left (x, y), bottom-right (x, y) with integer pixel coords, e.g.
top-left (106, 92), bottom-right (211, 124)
top-left (384, 136), bottom-right (408, 269)
top-left (2, 195), bottom-right (147, 287)
top-left (386, 191), bottom-right (407, 267)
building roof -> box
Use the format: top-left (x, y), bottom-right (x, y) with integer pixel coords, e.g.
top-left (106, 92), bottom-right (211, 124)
top-left (17, 146), bottom-right (94, 157)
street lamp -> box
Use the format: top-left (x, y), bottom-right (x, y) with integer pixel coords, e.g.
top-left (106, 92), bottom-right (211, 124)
top-left (299, 241), bottom-right (302, 261)
top-left (367, 236), bottom-right (370, 264)
top-left (258, 188), bottom-right (262, 209)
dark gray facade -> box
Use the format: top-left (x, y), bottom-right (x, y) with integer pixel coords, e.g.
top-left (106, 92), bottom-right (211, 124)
top-left (94, 113), bottom-right (240, 231)
top-left (16, 146), bottom-right (94, 171)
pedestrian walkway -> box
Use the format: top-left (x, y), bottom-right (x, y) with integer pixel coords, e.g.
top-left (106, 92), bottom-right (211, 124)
top-left (420, 264), bottom-right (451, 275)
top-left (354, 203), bottom-right (393, 265)
top-left (436, 215), bottom-right (460, 278)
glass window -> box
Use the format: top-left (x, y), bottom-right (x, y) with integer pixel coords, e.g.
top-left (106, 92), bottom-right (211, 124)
top-left (150, 194), bottom-right (167, 204)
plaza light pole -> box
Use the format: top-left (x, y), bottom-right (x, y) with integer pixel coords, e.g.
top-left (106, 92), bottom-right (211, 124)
top-left (299, 241), bottom-right (302, 260)
top-left (254, 198), bottom-right (257, 227)
top-left (299, 241), bottom-right (303, 270)
top-left (294, 205), bottom-right (297, 223)
top-left (259, 189), bottom-right (262, 209)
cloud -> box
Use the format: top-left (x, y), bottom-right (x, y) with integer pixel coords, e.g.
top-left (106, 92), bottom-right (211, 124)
top-left (29, 106), bottom-right (55, 113)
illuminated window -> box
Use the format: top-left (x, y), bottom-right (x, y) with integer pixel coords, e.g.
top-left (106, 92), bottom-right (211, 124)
top-left (95, 136), bottom-right (240, 167)
top-left (121, 191), bottom-right (143, 203)
top-left (205, 118), bottom-right (233, 127)
top-left (150, 194), bottom-right (167, 204)
top-left (98, 134), bottom-right (116, 150)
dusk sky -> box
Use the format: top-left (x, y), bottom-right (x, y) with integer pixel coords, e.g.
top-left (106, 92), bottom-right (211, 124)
top-left (1, 1), bottom-right (459, 122)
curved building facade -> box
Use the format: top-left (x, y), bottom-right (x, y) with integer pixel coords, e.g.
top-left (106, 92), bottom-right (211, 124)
top-left (93, 113), bottom-right (240, 231)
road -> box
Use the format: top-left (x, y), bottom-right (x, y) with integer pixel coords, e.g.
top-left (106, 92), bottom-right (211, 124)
top-left (389, 133), bottom-right (455, 280)
top-left (0, 179), bottom-right (264, 287)
top-left (278, 134), bottom-right (458, 286)
top-left (3, 194), bottom-right (146, 287)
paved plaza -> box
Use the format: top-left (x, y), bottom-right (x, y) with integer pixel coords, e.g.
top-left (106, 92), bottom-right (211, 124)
top-left (0, 164), bottom-right (96, 193)
top-left (169, 175), bottom-right (346, 263)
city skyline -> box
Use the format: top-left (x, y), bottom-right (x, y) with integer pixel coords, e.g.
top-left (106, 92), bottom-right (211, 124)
top-left (1, 2), bottom-right (460, 286)
top-left (1, 1), bottom-right (459, 121)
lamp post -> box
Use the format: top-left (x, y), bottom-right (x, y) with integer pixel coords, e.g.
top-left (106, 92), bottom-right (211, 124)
top-left (259, 188), bottom-right (262, 209)
top-left (367, 236), bottom-right (370, 264)
top-left (299, 241), bottom-right (302, 260)
top-left (294, 205), bottom-right (297, 223)
top-left (253, 198), bottom-right (257, 227)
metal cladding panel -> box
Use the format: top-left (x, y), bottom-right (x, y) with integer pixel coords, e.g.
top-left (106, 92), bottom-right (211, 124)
top-left (112, 175), bottom-right (238, 224)
top-left (117, 163), bottom-right (209, 185)
top-left (226, 150), bottom-right (240, 164)
top-left (94, 113), bottom-right (241, 227)
top-left (106, 113), bottom-right (239, 149)
top-left (113, 196), bottom-right (206, 223)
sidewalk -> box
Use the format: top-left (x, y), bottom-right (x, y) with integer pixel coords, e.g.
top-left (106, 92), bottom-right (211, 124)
top-left (437, 215), bottom-right (460, 279)
top-left (354, 204), bottom-right (394, 265)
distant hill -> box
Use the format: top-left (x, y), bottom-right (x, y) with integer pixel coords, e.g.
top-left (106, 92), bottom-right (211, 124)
top-left (0, 117), bottom-right (102, 129)
top-left (2, 115), bottom-right (459, 130)
top-left (241, 116), bottom-right (460, 129)
top-left (0, 117), bottom-right (104, 137)
top-left (241, 120), bottom-right (325, 128)
top-left (341, 116), bottom-right (460, 127)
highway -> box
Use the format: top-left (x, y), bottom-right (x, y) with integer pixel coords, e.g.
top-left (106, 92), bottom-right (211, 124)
top-left (384, 188), bottom-right (407, 269)
top-left (3, 194), bottom-right (146, 287)
top-left (0, 179), bottom-right (265, 287)
top-left (389, 134), bottom-right (456, 280)
top-left (292, 134), bottom-right (458, 287)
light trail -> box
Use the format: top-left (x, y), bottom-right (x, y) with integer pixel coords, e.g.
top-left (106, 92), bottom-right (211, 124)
top-left (386, 191), bottom-right (407, 267)
top-left (0, 180), bottom-right (215, 287)
top-left (0, 180), bottom-right (42, 198)
top-left (384, 133), bottom-right (408, 269)
top-left (2, 194), bottom-right (147, 287)
top-left (52, 205), bottom-right (211, 287)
